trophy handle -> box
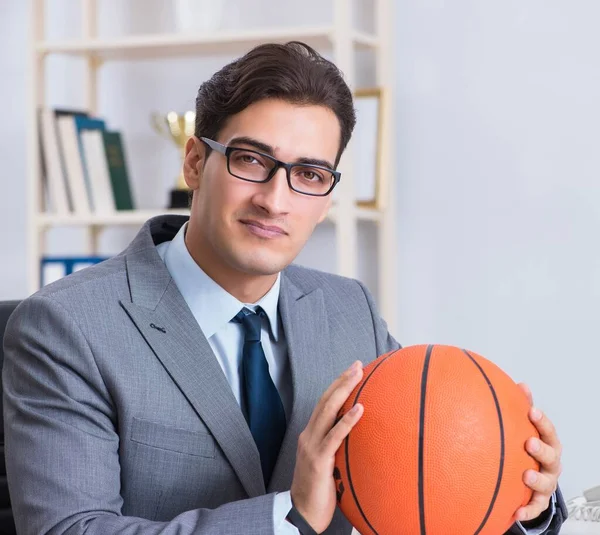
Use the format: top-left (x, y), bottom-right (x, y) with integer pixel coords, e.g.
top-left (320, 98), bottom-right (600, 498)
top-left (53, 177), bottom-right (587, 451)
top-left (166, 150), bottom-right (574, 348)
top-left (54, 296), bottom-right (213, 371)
top-left (151, 113), bottom-right (169, 138)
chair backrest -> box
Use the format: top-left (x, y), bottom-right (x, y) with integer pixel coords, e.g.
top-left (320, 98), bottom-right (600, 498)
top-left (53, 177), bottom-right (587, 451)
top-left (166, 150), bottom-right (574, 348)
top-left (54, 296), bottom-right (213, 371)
top-left (0, 300), bottom-right (21, 535)
top-left (0, 302), bottom-right (20, 437)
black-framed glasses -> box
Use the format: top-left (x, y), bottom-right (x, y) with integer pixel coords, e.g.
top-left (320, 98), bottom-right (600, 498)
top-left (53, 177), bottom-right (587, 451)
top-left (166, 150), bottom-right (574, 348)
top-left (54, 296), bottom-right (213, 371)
top-left (200, 137), bottom-right (341, 197)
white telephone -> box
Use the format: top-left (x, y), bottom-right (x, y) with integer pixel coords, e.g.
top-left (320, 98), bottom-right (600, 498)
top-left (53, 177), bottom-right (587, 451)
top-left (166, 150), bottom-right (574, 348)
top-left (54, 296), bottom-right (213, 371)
top-left (562, 486), bottom-right (600, 534)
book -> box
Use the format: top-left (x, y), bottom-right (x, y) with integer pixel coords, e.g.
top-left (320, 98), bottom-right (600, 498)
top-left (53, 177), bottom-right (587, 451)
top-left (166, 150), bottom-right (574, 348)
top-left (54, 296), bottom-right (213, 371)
top-left (56, 114), bottom-right (93, 214)
top-left (80, 130), bottom-right (116, 214)
top-left (74, 115), bottom-right (106, 212)
top-left (38, 108), bottom-right (71, 213)
top-left (102, 131), bottom-right (135, 211)
top-left (41, 256), bottom-right (110, 286)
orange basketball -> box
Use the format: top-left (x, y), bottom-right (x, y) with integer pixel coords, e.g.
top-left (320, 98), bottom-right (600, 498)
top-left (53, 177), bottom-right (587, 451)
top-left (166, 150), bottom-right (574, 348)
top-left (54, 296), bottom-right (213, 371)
top-left (334, 344), bottom-right (539, 535)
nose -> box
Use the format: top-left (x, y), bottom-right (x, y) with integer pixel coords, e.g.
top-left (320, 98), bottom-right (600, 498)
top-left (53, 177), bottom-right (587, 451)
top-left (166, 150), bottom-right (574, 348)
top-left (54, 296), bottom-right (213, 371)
top-left (252, 167), bottom-right (292, 216)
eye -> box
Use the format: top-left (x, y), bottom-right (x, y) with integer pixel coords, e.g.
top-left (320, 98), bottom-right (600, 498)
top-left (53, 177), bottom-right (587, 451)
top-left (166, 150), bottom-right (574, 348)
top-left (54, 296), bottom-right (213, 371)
top-left (300, 170), bottom-right (324, 182)
top-left (237, 153), bottom-right (260, 164)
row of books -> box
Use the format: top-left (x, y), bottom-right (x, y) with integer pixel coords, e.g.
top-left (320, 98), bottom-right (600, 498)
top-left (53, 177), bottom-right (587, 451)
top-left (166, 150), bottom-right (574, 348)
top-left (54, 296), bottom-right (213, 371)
top-left (41, 256), bottom-right (109, 287)
top-left (39, 108), bottom-right (135, 214)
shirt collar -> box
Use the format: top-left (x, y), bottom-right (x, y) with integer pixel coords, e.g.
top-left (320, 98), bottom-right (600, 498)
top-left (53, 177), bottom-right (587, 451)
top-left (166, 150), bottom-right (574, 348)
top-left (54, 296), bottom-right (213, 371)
top-left (158, 222), bottom-right (281, 341)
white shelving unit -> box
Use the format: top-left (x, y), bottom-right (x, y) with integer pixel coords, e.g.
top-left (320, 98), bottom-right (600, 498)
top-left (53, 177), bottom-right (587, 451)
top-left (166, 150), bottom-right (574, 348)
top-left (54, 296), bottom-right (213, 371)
top-left (36, 205), bottom-right (382, 228)
top-left (28, 0), bottom-right (397, 328)
top-left (36, 27), bottom-right (379, 59)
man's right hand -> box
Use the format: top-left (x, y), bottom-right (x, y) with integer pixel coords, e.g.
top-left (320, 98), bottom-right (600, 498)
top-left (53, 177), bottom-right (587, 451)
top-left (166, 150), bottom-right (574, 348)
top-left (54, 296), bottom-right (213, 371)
top-left (290, 360), bottom-right (365, 533)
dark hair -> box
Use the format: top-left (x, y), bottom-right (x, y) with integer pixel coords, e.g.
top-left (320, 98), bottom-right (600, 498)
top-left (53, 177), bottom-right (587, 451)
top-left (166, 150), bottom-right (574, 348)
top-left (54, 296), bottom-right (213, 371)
top-left (194, 41), bottom-right (356, 167)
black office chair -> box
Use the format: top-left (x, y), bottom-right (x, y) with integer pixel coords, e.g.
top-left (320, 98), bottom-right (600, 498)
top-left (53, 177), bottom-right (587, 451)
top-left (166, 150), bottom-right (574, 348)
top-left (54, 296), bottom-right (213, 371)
top-left (0, 301), bottom-right (20, 535)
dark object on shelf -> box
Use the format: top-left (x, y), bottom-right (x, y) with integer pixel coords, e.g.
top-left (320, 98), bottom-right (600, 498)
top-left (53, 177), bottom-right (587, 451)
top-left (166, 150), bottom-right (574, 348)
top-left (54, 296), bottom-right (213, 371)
top-left (169, 188), bottom-right (190, 209)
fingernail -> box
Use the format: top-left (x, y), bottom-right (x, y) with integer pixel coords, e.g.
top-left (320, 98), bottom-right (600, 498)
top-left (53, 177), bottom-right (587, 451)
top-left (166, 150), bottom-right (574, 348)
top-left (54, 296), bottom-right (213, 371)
top-left (526, 471), bottom-right (538, 485)
top-left (531, 408), bottom-right (542, 421)
top-left (349, 404), bottom-right (361, 415)
top-left (350, 361), bottom-right (362, 375)
top-left (529, 438), bottom-right (540, 453)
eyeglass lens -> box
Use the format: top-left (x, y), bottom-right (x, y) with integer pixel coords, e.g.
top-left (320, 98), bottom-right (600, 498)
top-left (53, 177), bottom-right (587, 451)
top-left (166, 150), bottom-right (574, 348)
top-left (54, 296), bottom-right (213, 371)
top-left (228, 148), bottom-right (335, 195)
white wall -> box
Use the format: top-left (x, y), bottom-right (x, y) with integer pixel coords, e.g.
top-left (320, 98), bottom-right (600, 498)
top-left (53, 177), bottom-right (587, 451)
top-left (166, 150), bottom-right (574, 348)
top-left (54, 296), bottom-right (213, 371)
top-left (1, 0), bottom-right (597, 501)
top-left (0, 0), bottom-right (27, 294)
top-left (393, 1), bottom-right (600, 499)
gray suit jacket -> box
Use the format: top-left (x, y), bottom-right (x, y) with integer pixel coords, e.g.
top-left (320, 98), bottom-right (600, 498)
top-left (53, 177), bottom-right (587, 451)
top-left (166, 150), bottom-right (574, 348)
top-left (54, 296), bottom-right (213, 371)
top-left (3, 215), bottom-right (399, 535)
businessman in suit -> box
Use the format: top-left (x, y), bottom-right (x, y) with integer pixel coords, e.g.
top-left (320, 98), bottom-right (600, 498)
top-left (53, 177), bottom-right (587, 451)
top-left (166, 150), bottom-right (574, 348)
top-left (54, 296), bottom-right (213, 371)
top-left (4, 42), bottom-right (566, 534)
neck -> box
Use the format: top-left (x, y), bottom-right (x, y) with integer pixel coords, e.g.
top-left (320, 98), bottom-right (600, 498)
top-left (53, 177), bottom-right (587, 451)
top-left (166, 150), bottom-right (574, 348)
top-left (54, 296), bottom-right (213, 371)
top-left (184, 222), bottom-right (278, 304)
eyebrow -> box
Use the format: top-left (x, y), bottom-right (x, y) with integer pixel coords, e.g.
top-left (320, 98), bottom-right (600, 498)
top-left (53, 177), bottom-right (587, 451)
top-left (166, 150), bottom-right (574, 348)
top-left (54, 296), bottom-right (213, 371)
top-left (228, 136), bottom-right (335, 170)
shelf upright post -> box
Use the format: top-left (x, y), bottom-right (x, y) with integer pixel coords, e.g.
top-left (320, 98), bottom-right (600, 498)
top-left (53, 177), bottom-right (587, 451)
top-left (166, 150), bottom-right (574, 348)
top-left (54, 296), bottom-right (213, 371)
top-left (82, 0), bottom-right (101, 254)
top-left (27, 0), bottom-right (46, 295)
top-left (332, 0), bottom-right (358, 279)
top-left (82, 0), bottom-right (99, 116)
top-left (374, 0), bottom-right (397, 330)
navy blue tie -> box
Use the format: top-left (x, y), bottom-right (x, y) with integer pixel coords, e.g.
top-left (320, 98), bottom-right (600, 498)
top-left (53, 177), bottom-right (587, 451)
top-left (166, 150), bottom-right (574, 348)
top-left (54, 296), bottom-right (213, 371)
top-left (234, 307), bottom-right (286, 485)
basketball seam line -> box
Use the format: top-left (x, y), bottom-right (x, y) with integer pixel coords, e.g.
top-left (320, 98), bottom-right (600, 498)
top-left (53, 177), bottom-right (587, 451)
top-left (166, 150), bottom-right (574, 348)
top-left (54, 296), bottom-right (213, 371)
top-left (418, 345), bottom-right (434, 535)
top-left (462, 349), bottom-right (506, 535)
top-left (345, 352), bottom-right (394, 535)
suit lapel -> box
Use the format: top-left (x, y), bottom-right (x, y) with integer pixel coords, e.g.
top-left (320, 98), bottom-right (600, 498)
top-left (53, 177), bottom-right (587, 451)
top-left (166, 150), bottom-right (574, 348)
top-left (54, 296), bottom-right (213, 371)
top-left (268, 273), bottom-right (334, 492)
top-left (120, 230), bottom-right (265, 498)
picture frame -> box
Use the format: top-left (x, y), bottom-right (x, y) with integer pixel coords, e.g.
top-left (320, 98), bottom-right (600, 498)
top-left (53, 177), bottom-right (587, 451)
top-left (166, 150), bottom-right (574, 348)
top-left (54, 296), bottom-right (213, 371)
top-left (352, 87), bottom-right (385, 208)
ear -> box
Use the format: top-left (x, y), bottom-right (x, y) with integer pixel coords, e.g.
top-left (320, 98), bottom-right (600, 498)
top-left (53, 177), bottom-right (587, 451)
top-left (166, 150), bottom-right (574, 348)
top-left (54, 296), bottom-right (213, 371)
top-left (316, 194), bottom-right (334, 224)
top-left (183, 136), bottom-right (206, 191)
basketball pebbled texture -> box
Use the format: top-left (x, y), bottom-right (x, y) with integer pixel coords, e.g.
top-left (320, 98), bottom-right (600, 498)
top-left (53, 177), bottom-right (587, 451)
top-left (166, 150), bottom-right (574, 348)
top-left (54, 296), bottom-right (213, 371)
top-left (334, 344), bottom-right (539, 535)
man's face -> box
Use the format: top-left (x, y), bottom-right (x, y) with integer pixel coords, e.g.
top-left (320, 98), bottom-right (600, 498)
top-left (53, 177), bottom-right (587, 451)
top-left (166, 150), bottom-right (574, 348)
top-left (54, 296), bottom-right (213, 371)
top-left (185, 98), bottom-right (341, 277)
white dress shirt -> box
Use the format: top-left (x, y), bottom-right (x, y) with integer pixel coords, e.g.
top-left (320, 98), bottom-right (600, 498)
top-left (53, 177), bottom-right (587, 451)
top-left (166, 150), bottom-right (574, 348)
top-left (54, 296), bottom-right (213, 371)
top-left (156, 222), bottom-right (298, 534)
top-left (156, 222), bottom-right (553, 535)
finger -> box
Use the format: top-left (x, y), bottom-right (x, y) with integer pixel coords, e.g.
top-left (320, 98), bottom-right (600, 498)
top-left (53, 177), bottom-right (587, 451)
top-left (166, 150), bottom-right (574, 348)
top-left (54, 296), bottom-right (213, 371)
top-left (307, 363), bottom-right (364, 439)
top-left (323, 361), bottom-right (362, 404)
top-left (312, 366), bottom-right (364, 439)
top-left (517, 382), bottom-right (534, 406)
top-left (529, 408), bottom-right (562, 453)
top-left (515, 492), bottom-right (551, 522)
top-left (321, 403), bottom-right (364, 456)
top-left (305, 361), bottom-right (361, 432)
top-left (526, 438), bottom-right (561, 474)
top-left (523, 469), bottom-right (558, 496)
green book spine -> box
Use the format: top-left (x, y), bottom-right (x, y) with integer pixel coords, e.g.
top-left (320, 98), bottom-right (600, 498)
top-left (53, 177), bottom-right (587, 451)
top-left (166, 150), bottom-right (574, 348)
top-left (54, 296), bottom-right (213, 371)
top-left (102, 131), bottom-right (134, 210)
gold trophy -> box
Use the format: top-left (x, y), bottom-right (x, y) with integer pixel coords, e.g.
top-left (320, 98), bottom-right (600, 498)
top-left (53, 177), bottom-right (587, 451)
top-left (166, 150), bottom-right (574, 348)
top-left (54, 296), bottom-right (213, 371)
top-left (151, 110), bottom-right (196, 208)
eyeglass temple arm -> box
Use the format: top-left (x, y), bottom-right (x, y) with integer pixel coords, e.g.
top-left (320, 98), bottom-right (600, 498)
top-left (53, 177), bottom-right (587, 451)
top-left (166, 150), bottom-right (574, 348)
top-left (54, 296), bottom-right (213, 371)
top-left (200, 137), bottom-right (227, 154)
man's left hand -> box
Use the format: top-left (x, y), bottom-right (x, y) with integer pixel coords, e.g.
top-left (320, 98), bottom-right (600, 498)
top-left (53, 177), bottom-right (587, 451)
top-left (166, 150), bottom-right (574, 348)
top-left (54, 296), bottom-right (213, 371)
top-left (514, 383), bottom-right (562, 523)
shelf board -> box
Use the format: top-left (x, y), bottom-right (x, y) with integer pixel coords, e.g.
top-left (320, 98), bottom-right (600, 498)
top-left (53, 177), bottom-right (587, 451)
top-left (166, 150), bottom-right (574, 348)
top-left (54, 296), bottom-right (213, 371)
top-left (37, 205), bottom-right (381, 227)
top-left (37, 209), bottom-right (191, 227)
top-left (355, 206), bottom-right (381, 222)
top-left (37, 27), bottom-right (379, 60)
top-left (327, 204), bottom-right (381, 223)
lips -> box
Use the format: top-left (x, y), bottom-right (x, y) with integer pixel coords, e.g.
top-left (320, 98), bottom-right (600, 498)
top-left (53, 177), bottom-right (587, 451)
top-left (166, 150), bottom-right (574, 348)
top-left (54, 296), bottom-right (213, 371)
top-left (240, 219), bottom-right (288, 238)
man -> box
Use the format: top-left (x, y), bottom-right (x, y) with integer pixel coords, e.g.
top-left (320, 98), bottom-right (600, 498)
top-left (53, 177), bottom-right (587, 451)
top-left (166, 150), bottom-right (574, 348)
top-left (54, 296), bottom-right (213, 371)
top-left (4, 42), bottom-right (566, 534)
